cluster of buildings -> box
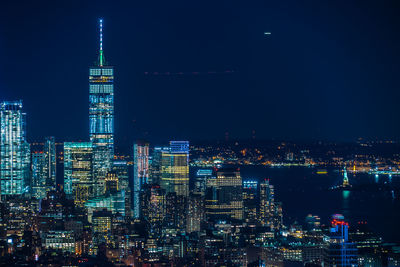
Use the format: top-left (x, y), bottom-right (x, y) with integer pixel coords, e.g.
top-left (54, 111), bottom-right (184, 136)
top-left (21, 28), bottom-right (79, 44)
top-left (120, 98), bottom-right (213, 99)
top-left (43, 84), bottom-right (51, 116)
top-left (1, 19), bottom-right (399, 266)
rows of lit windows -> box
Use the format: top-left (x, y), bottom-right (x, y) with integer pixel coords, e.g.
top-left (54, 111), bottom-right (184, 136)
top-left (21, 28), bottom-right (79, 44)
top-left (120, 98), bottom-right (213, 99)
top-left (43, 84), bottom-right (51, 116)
top-left (90, 84), bottom-right (113, 94)
top-left (90, 68), bottom-right (113, 76)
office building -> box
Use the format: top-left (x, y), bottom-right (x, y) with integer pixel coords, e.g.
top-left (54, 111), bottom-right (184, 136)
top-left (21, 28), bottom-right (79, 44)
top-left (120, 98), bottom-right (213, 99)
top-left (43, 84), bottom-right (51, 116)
top-left (164, 192), bottom-right (187, 232)
top-left (149, 146), bottom-right (164, 185)
top-left (43, 230), bottom-right (75, 253)
top-left (63, 142), bottom-right (94, 206)
top-left (112, 160), bottom-right (129, 191)
top-left (259, 179), bottom-right (275, 228)
top-left (92, 209), bottom-right (113, 253)
top-left (186, 192), bottom-right (204, 233)
top-left (160, 141), bottom-right (189, 197)
top-left (89, 19), bottom-right (114, 196)
top-left (325, 214), bottom-right (358, 266)
top-left (205, 168), bottom-right (243, 222)
top-left (243, 180), bottom-right (258, 224)
top-left (141, 184), bottom-right (165, 234)
top-left (85, 190), bottom-right (125, 222)
top-left (31, 152), bottom-right (46, 199)
top-left (194, 169), bottom-right (213, 197)
top-left (0, 101), bottom-right (30, 197)
top-left (133, 141), bottom-right (149, 219)
top-left (43, 136), bottom-right (56, 190)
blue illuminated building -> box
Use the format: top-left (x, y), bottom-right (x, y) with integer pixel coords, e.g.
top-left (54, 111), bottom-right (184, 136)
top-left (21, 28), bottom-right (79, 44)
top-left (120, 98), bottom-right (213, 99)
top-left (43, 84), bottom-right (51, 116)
top-left (89, 19), bottom-right (114, 196)
top-left (0, 101), bottom-right (30, 197)
top-left (31, 152), bottom-right (46, 199)
top-left (326, 214), bottom-right (358, 266)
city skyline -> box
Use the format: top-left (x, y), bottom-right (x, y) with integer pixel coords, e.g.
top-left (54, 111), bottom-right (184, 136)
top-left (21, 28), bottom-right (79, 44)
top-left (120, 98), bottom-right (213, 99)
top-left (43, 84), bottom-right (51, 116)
top-left (1, 1), bottom-right (400, 144)
top-left (0, 2), bottom-right (400, 265)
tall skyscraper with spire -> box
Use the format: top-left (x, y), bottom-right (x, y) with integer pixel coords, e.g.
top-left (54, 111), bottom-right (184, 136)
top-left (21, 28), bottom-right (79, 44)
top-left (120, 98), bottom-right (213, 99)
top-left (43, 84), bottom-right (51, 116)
top-left (89, 19), bottom-right (114, 196)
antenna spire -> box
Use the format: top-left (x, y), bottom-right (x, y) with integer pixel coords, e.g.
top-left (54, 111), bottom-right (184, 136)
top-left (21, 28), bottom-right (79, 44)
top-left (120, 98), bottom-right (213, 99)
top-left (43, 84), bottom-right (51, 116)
top-left (99, 18), bottom-right (105, 66)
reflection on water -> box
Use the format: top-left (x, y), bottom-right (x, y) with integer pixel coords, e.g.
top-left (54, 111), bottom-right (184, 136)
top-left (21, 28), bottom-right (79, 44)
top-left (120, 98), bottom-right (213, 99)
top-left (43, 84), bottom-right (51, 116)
top-left (235, 165), bottom-right (400, 243)
top-left (342, 190), bottom-right (350, 218)
top-left (342, 190), bottom-right (350, 200)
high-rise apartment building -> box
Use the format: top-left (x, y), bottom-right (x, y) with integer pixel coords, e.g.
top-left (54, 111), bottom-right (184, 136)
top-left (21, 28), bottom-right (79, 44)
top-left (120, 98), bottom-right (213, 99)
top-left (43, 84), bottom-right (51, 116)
top-left (160, 141), bottom-right (189, 197)
top-left (186, 192), bottom-right (204, 233)
top-left (141, 184), bottom-right (165, 234)
top-left (89, 19), bottom-right (114, 196)
top-left (259, 179), bottom-right (274, 227)
top-left (259, 179), bottom-right (282, 230)
top-left (0, 101), bottom-right (30, 197)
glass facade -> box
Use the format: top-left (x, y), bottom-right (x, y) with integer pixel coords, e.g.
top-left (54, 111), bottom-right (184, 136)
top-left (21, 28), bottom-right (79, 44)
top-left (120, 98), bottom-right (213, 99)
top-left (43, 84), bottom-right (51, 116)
top-left (259, 179), bottom-right (274, 227)
top-left (160, 141), bottom-right (189, 197)
top-left (133, 141), bottom-right (149, 218)
top-left (0, 101), bottom-right (30, 197)
top-left (205, 168), bottom-right (243, 221)
top-left (85, 190), bottom-right (125, 222)
top-left (112, 160), bottom-right (129, 191)
top-left (43, 136), bottom-right (56, 190)
top-left (149, 146), bottom-right (166, 185)
top-left (89, 19), bottom-right (114, 196)
top-left (63, 142), bottom-right (94, 206)
top-left (89, 67), bottom-right (114, 196)
top-left (31, 152), bottom-right (46, 199)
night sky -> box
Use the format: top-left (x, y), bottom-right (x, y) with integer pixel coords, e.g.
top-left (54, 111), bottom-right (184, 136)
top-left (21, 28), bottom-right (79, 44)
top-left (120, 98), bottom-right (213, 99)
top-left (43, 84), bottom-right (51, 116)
top-left (1, 1), bottom-right (400, 147)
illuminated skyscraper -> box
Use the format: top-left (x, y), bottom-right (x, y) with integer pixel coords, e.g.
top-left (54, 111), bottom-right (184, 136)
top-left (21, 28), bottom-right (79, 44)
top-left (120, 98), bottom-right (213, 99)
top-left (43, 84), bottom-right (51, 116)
top-left (0, 101), bottom-right (30, 197)
top-left (112, 160), bottom-right (132, 217)
top-left (259, 179), bottom-right (274, 227)
top-left (160, 141), bottom-right (189, 197)
top-left (149, 146), bottom-right (165, 185)
top-left (194, 169), bottom-right (213, 197)
top-left (164, 192), bottom-right (187, 231)
top-left (89, 19), bottom-right (114, 196)
top-left (186, 192), bottom-right (204, 233)
top-left (63, 142), bottom-right (94, 207)
top-left (112, 160), bottom-right (129, 191)
top-left (259, 179), bottom-right (282, 230)
top-left (43, 136), bottom-right (56, 190)
top-left (31, 152), bottom-right (46, 199)
top-left (133, 141), bottom-right (149, 218)
top-left (141, 184), bottom-right (165, 234)
top-left (326, 214), bottom-right (358, 266)
top-left (91, 209), bottom-right (112, 254)
top-left (205, 168), bottom-right (243, 221)
top-left (242, 180), bottom-right (258, 224)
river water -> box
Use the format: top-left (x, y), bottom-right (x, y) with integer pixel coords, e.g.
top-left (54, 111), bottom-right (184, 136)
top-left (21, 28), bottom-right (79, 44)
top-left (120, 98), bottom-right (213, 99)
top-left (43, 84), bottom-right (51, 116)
top-left (237, 165), bottom-right (400, 243)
